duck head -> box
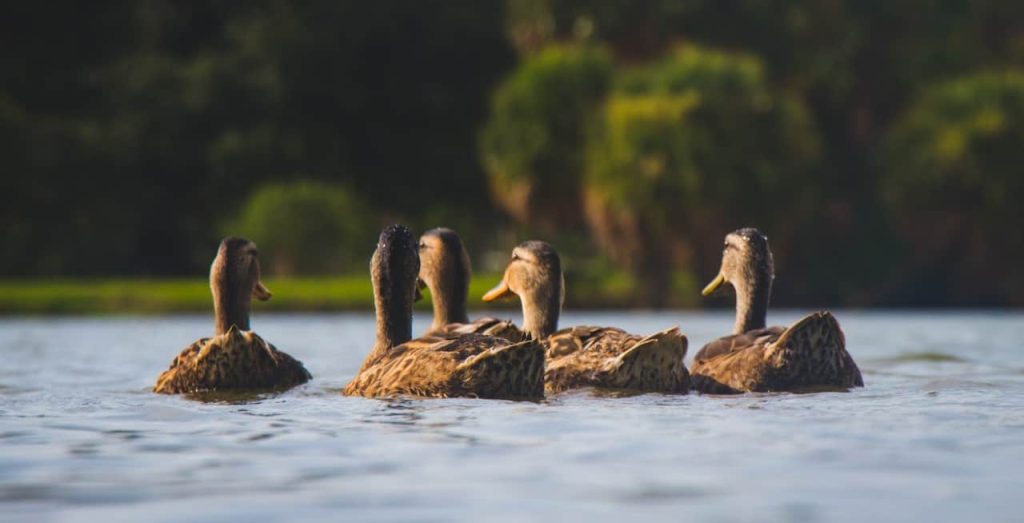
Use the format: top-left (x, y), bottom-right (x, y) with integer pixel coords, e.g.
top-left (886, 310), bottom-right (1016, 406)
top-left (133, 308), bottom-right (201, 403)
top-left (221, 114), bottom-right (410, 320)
top-left (211, 237), bottom-right (271, 335)
top-left (417, 227), bottom-right (472, 331)
top-left (371, 224), bottom-right (419, 352)
top-left (482, 240), bottom-right (564, 340)
top-left (702, 227), bottom-right (774, 334)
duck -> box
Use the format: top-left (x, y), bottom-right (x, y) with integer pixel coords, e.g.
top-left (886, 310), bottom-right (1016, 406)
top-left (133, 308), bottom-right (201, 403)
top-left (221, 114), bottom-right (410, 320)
top-left (343, 225), bottom-right (545, 400)
top-left (416, 227), bottom-right (527, 342)
top-left (154, 237), bottom-right (312, 394)
top-left (691, 227), bottom-right (863, 393)
top-left (482, 241), bottom-right (689, 394)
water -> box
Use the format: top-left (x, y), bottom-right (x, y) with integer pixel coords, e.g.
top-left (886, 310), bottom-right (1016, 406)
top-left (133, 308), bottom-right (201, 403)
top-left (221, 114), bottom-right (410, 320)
top-left (1, 311), bottom-right (1022, 522)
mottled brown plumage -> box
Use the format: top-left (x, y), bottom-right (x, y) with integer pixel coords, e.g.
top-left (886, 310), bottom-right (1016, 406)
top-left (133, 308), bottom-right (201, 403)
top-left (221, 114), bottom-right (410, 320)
top-left (343, 333), bottom-right (544, 399)
top-left (154, 237), bottom-right (311, 394)
top-left (442, 316), bottom-right (530, 342)
top-left (544, 326), bottom-right (689, 393)
top-left (343, 225), bottom-right (545, 400)
top-left (693, 228), bottom-right (863, 393)
top-left (416, 227), bottom-right (529, 342)
top-left (155, 327), bottom-right (311, 393)
top-left (483, 241), bottom-right (690, 394)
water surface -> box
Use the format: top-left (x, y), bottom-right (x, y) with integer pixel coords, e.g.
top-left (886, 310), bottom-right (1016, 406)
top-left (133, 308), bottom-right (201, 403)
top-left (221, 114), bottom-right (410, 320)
top-left (1, 311), bottom-right (1022, 522)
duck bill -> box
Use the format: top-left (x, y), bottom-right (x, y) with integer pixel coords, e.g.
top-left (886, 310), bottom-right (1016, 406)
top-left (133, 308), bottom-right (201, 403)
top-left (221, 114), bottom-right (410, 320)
top-left (701, 273), bottom-right (726, 297)
top-left (253, 281), bottom-right (273, 301)
top-left (482, 278), bottom-right (514, 302)
top-left (414, 278), bottom-right (426, 303)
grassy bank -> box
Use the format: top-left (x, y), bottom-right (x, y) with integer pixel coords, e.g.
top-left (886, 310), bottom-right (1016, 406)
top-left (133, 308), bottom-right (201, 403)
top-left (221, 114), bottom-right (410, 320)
top-left (0, 275), bottom-right (470, 315)
top-left (0, 272), bottom-right (690, 315)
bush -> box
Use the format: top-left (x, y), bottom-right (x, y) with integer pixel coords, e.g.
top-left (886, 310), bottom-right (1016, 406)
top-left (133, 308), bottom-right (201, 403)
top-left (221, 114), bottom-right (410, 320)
top-left (479, 44), bottom-right (613, 229)
top-left (883, 70), bottom-right (1024, 304)
top-left (227, 180), bottom-right (375, 275)
top-left (583, 46), bottom-right (821, 305)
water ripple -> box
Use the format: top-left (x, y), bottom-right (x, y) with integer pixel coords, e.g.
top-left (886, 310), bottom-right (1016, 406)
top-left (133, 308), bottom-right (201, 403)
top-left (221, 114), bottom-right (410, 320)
top-left (0, 311), bottom-right (1021, 522)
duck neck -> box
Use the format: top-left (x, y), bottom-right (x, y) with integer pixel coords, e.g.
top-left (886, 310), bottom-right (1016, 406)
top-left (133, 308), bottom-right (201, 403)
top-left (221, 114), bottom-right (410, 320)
top-left (212, 262), bottom-right (251, 335)
top-left (428, 276), bottom-right (469, 331)
top-left (734, 276), bottom-right (771, 334)
top-left (371, 278), bottom-right (413, 362)
top-left (522, 292), bottom-right (560, 340)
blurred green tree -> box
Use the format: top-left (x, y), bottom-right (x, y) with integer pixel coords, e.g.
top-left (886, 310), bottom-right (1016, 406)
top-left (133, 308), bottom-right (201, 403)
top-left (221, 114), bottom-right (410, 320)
top-left (4, 0), bottom-right (1024, 307)
top-left (0, 0), bottom-right (514, 276)
top-left (883, 70), bottom-right (1024, 305)
top-left (227, 180), bottom-right (375, 275)
top-left (584, 46), bottom-right (821, 306)
top-left (479, 44), bottom-right (613, 230)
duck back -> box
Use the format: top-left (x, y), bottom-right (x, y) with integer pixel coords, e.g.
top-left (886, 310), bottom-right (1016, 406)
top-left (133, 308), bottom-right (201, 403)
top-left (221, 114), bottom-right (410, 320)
top-left (691, 311), bottom-right (862, 393)
top-left (155, 327), bottom-right (311, 394)
top-left (544, 326), bottom-right (689, 394)
top-left (343, 334), bottom-right (544, 400)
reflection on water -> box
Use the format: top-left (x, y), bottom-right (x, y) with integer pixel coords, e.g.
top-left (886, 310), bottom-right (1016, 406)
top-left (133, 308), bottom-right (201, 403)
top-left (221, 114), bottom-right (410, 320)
top-left (182, 389), bottom-right (303, 405)
top-left (0, 311), bottom-right (1022, 522)
top-left (874, 351), bottom-right (969, 363)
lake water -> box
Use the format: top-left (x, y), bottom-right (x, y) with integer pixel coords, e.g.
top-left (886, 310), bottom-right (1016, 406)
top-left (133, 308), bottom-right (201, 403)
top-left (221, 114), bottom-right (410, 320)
top-left (1, 311), bottom-right (1022, 522)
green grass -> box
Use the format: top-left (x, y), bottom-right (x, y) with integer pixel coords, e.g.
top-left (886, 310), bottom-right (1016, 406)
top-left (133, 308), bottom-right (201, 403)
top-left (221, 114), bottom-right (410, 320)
top-left (0, 270), bottom-right (701, 315)
top-left (0, 278), bottom-right (214, 314)
top-left (0, 274), bottom-right (521, 315)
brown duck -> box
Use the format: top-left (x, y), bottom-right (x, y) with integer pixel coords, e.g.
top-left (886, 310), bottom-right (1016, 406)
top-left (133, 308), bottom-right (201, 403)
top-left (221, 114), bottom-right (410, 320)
top-left (416, 227), bottom-right (526, 342)
top-left (483, 241), bottom-right (689, 394)
top-left (343, 225), bottom-right (545, 400)
top-left (692, 228), bottom-right (863, 393)
top-left (154, 237), bottom-right (311, 394)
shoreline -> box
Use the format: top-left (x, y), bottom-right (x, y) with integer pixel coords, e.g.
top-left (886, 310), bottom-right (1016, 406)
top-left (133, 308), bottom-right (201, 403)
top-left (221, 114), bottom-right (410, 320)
top-left (0, 274), bottom-right (656, 314)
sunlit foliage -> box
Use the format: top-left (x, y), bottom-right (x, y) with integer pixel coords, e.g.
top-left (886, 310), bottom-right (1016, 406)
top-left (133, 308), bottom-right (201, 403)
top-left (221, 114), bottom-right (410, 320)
top-left (584, 46), bottom-right (820, 304)
top-left (228, 181), bottom-right (374, 275)
top-left (480, 44), bottom-right (613, 229)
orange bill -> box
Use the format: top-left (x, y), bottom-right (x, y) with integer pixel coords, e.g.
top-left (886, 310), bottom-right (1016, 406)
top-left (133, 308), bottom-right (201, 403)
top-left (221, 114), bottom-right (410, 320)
top-left (482, 278), bottom-right (514, 302)
top-left (253, 281), bottom-right (273, 301)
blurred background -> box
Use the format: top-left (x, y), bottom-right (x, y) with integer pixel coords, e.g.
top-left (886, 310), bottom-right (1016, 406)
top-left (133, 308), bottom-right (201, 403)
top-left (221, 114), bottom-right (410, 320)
top-left (2, 0), bottom-right (1023, 312)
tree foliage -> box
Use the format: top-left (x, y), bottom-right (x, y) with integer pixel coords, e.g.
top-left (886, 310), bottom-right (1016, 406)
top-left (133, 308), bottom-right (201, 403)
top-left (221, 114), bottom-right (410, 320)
top-left (584, 47), bottom-right (820, 304)
top-left (884, 70), bottom-right (1024, 304)
top-left (480, 44), bottom-right (613, 229)
top-left (1, 0), bottom-right (513, 276)
top-left (4, 0), bottom-right (1024, 306)
top-left (228, 181), bottom-right (374, 276)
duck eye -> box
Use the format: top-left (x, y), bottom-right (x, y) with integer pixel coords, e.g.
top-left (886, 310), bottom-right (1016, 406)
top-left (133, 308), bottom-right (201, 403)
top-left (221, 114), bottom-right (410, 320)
top-left (418, 242), bottom-right (426, 250)
top-left (511, 253), bottom-right (520, 261)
